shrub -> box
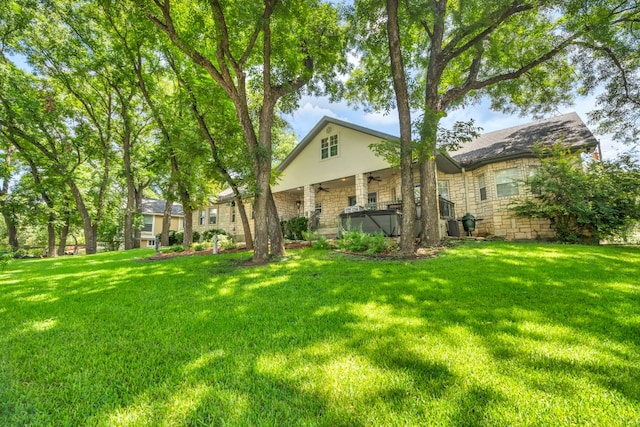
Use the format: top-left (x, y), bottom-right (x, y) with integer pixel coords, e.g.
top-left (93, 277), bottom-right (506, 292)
top-left (169, 244), bottom-right (185, 252)
top-left (302, 230), bottom-right (319, 242)
top-left (192, 231), bottom-right (201, 243)
top-left (365, 234), bottom-right (390, 254)
top-left (281, 217), bottom-right (308, 240)
top-left (202, 229), bottom-right (228, 241)
top-left (192, 242), bottom-right (208, 251)
top-left (312, 236), bottom-right (332, 249)
top-left (510, 145), bottom-right (640, 243)
top-left (218, 234), bottom-right (236, 251)
top-left (338, 227), bottom-right (390, 254)
top-left (1, 252), bottom-right (12, 271)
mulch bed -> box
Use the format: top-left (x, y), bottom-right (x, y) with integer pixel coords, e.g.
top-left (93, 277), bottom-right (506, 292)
top-left (142, 241), bottom-right (447, 261)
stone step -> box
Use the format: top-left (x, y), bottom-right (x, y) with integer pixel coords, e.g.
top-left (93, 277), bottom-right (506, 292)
top-left (317, 227), bottom-right (339, 238)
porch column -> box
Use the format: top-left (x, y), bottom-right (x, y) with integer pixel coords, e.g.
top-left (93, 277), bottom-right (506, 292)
top-left (303, 184), bottom-right (315, 217)
top-left (355, 173), bottom-right (368, 207)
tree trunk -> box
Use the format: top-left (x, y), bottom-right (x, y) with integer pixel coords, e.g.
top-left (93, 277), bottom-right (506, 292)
top-left (419, 159), bottom-right (441, 245)
top-left (386, 0), bottom-right (416, 255)
top-left (57, 204), bottom-right (70, 256)
top-left (123, 135), bottom-right (135, 250)
top-left (68, 180), bottom-right (98, 255)
top-left (235, 197), bottom-right (254, 250)
top-left (161, 197), bottom-right (173, 247)
top-left (267, 187), bottom-right (285, 256)
top-left (133, 185), bottom-right (144, 249)
top-left (2, 212), bottom-right (19, 251)
top-left (182, 206), bottom-right (193, 249)
top-left (47, 212), bottom-right (56, 257)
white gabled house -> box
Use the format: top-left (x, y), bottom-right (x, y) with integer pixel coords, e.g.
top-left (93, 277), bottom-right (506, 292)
top-left (193, 112), bottom-right (599, 241)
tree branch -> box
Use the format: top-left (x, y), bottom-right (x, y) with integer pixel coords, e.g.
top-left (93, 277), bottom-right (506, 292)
top-left (439, 32), bottom-right (582, 109)
top-left (442, 1), bottom-right (533, 62)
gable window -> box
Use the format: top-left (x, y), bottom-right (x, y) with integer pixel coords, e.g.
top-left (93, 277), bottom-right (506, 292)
top-left (208, 208), bottom-right (217, 225)
top-left (438, 180), bottom-right (450, 200)
top-left (495, 168), bottom-right (520, 197)
top-left (321, 134), bottom-right (338, 159)
top-left (199, 210), bottom-right (206, 225)
top-left (142, 215), bottom-right (153, 233)
top-left (478, 174), bottom-right (487, 201)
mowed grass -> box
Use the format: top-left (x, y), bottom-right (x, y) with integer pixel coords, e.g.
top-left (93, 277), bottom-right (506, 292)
top-left (0, 242), bottom-right (639, 426)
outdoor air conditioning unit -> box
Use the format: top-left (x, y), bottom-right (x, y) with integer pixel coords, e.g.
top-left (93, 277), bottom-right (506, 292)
top-left (344, 205), bottom-right (364, 214)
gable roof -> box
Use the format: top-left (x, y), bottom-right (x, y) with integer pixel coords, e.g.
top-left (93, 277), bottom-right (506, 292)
top-left (141, 198), bottom-right (185, 216)
top-left (450, 112), bottom-right (599, 170)
top-left (277, 116), bottom-right (399, 172)
top-left (278, 115), bottom-right (462, 174)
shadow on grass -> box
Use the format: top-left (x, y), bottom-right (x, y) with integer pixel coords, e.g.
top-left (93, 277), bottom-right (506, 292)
top-left (0, 243), bottom-right (639, 425)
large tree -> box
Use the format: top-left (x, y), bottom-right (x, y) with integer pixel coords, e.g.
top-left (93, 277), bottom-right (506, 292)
top-left (138, 0), bottom-right (347, 263)
top-left (349, 0), bottom-right (640, 250)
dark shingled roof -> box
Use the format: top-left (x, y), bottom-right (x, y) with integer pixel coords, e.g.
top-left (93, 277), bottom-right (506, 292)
top-left (141, 198), bottom-right (184, 216)
top-left (449, 112), bottom-right (599, 170)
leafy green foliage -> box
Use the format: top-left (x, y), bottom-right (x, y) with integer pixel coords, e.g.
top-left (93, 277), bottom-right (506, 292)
top-left (281, 216), bottom-right (308, 240)
top-left (338, 228), bottom-right (391, 254)
top-left (510, 145), bottom-right (640, 243)
top-left (312, 235), bottom-right (332, 249)
top-left (201, 229), bottom-right (228, 241)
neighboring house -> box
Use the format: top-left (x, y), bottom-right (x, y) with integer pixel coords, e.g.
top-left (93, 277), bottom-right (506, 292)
top-left (193, 112), bottom-right (599, 241)
top-left (140, 198), bottom-right (185, 248)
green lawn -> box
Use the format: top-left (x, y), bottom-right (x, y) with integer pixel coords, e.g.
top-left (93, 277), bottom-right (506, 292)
top-left (1, 242), bottom-right (639, 426)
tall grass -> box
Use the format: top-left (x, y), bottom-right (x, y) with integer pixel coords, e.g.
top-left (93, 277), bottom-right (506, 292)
top-left (1, 242), bottom-right (638, 426)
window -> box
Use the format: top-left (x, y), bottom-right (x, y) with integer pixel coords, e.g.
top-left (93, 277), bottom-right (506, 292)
top-left (142, 215), bottom-right (153, 233)
top-left (321, 134), bottom-right (338, 159)
top-left (208, 208), bottom-right (217, 225)
top-left (199, 210), bottom-right (206, 225)
top-left (231, 206), bottom-right (236, 223)
top-left (348, 195), bottom-right (357, 206)
top-left (367, 192), bottom-right (377, 210)
top-left (438, 180), bottom-right (450, 200)
top-left (495, 168), bottom-right (520, 197)
top-left (315, 202), bottom-right (322, 214)
top-left (414, 184), bottom-right (420, 202)
top-left (478, 174), bottom-right (487, 201)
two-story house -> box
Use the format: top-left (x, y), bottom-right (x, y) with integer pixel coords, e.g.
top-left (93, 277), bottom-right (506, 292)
top-left (193, 112), bottom-right (599, 242)
top-left (140, 198), bottom-right (185, 248)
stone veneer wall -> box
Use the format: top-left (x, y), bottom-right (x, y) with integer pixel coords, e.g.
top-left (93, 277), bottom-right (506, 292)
top-left (194, 158), bottom-right (556, 242)
top-left (438, 157), bottom-right (554, 240)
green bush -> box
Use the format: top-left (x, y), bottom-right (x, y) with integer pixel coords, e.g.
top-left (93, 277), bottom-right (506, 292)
top-left (169, 244), bottom-right (185, 252)
top-left (193, 242), bottom-right (209, 251)
top-left (510, 145), bottom-right (640, 243)
top-left (218, 234), bottom-right (236, 251)
top-left (1, 252), bottom-right (12, 271)
top-left (312, 236), bottom-right (332, 249)
top-left (192, 231), bottom-right (201, 243)
top-left (302, 230), bottom-right (319, 242)
top-left (202, 229), bottom-right (228, 241)
top-left (281, 217), bottom-right (308, 240)
top-left (338, 227), bottom-right (390, 254)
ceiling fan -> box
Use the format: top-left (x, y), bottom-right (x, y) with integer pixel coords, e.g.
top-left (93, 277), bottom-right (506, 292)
top-left (367, 172), bottom-right (382, 183)
top-left (316, 183), bottom-right (329, 193)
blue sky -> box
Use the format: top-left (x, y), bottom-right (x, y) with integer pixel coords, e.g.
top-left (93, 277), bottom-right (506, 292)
top-left (284, 91), bottom-right (626, 160)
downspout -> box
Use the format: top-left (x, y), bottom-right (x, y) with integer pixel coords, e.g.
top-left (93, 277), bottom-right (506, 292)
top-left (462, 167), bottom-right (469, 214)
